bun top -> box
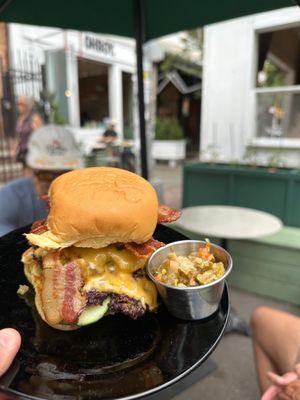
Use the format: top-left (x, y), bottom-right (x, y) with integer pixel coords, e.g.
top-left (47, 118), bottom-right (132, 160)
top-left (47, 167), bottom-right (159, 248)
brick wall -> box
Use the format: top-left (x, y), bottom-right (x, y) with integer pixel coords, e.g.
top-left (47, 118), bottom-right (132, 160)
top-left (0, 23), bottom-right (9, 72)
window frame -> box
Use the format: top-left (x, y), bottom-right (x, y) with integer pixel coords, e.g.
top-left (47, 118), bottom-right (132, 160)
top-left (252, 20), bottom-right (300, 144)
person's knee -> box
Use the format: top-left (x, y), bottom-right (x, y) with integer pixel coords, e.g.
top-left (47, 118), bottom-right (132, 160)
top-left (250, 306), bottom-right (273, 335)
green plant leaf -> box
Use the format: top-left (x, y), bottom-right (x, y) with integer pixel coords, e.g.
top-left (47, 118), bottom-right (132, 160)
top-left (155, 117), bottom-right (184, 140)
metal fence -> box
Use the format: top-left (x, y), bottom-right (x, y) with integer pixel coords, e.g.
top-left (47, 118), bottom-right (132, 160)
top-left (0, 135), bottom-right (22, 184)
top-left (0, 52), bottom-right (46, 184)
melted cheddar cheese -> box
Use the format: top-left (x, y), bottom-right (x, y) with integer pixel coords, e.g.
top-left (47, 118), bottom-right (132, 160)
top-left (63, 246), bottom-right (146, 273)
top-left (23, 245), bottom-right (157, 311)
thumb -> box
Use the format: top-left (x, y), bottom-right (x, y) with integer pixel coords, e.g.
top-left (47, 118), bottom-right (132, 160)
top-left (0, 329), bottom-right (21, 376)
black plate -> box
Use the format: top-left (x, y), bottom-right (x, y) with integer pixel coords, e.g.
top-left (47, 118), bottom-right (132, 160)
top-left (0, 225), bottom-right (229, 400)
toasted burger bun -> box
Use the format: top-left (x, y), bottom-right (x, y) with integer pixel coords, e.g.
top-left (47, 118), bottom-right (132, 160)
top-left (26, 167), bottom-right (159, 250)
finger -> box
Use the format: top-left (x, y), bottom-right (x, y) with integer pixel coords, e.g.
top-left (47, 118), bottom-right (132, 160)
top-left (295, 364), bottom-right (300, 378)
top-left (268, 371), bottom-right (282, 385)
top-left (0, 329), bottom-right (21, 376)
top-left (261, 385), bottom-right (282, 400)
top-left (280, 372), bottom-right (298, 386)
top-left (268, 371), bottom-right (298, 386)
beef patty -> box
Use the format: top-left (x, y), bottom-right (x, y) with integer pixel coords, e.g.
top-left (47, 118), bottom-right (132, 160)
top-left (87, 290), bottom-right (146, 320)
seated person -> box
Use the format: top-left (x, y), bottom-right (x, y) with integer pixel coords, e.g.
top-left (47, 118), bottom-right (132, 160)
top-left (0, 125), bottom-right (82, 237)
top-left (251, 307), bottom-right (300, 399)
top-left (121, 145), bottom-right (136, 172)
top-left (0, 175), bottom-right (47, 237)
top-left (101, 123), bottom-right (118, 144)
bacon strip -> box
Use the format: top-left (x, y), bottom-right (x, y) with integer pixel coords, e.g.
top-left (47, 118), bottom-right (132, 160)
top-left (31, 219), bottom-right (48, 234)
top-left (61, 261), bottom-right (85, 324)
top-left (41, 252), bottom-right (86, 325)
top-left (125, 238), bottom-right (165, 259)
top-left (158, 204), bottom-right (181, 224)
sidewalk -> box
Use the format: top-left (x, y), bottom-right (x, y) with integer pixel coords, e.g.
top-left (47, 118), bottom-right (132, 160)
top-left (152, 162), bottom-right (182, 208)
top-left (174, 286), bottom-right (299, 400)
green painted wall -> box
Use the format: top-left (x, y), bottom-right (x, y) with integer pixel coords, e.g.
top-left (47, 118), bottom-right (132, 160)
top-left (183, 163), bottom-right (300, 227)
top-left (228, 238), bottom-right (300, 305)
top-left (171, 224), bottom-right (300, 305)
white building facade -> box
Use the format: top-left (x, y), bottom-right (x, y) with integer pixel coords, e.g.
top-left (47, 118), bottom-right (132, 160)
top-left (8, 24), bottom-right (142, 143)
top-left (8, 24), bottom-right (180, 162)
top-left (201, 6), bottom-right (300, 167)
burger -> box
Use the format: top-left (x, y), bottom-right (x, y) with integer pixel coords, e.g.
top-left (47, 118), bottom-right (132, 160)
top-left (21, 167), bottom-right (180, 330)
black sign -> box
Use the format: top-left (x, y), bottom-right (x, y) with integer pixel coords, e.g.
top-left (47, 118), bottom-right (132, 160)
top-left (85, 35), bottom-right (115, 57)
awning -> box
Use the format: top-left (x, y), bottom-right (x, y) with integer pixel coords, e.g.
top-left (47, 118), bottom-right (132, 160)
top-left (0, 0), bottom-right (296, 179)
top-left (0, 0), bottom-right (294, 41)
top-left (158, 71), bottom-right (201, 95)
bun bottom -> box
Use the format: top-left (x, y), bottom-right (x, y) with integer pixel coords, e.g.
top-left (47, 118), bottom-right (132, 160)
top-left (34, 288), bottom-right (80, 331)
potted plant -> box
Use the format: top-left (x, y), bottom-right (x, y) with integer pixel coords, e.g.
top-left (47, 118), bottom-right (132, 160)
top-left (152, 117), bottom-right (186, 166)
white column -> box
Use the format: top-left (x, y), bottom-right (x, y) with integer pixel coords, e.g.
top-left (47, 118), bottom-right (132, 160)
top-left (108, 65), bottom-right (123, 139)
top-left (66, 46), bottom-right (80, 127)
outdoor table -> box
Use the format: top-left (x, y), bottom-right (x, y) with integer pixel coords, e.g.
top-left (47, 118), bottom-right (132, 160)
top-left (92, 142), bottom-right (107, 150)
top-left (90, 140), bottom-right (136, 171)
top-left (90, 144), bottom-right (121, 167)
top-left (92, 139), bottom-right (134, 150)
top-left (174, 205), bottom-right (283, 249)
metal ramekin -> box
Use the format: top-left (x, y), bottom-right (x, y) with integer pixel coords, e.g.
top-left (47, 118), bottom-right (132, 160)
top-left (147, 240), bottom-right (233, 320)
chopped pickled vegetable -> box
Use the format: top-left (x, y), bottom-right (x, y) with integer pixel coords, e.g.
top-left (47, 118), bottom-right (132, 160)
top-left (17, 284), bottom-right (29, 295)
top-left (153, 241), bottom-right (225, 287)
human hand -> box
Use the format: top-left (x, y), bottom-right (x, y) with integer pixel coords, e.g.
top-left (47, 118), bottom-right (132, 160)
top-left (0, 329), bottom-right (21, 376)
top-left (31, 113), bottom-right (43, 130)
top-left (278, 380), bottom-right (300, 400)
top-left (261, 365), bottom-right (300, 400)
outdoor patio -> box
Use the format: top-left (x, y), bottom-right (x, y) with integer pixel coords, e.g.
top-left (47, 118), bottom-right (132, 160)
top-left (0, 1), bottom-right (300, 398)
top-left (153, 161), bottom-right (300, 399)
top-left (152, 162), bottom-right (183, 209)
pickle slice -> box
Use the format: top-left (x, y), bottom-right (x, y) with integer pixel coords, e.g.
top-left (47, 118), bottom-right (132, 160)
top-left (77, 298), bottom-right (110, 326)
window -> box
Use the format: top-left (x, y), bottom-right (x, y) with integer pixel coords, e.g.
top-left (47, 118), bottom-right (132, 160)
top-left (256, 27), bottom-right (300, 138)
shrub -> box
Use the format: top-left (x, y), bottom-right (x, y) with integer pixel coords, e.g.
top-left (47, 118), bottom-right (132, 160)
top-left (155, 117), bottom-right (184, 140)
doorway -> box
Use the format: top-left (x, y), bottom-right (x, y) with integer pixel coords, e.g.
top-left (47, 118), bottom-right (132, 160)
top-left (77, 57), bottom-right (109, 126)
top-left (122, 71), bottom-right (134, 138)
